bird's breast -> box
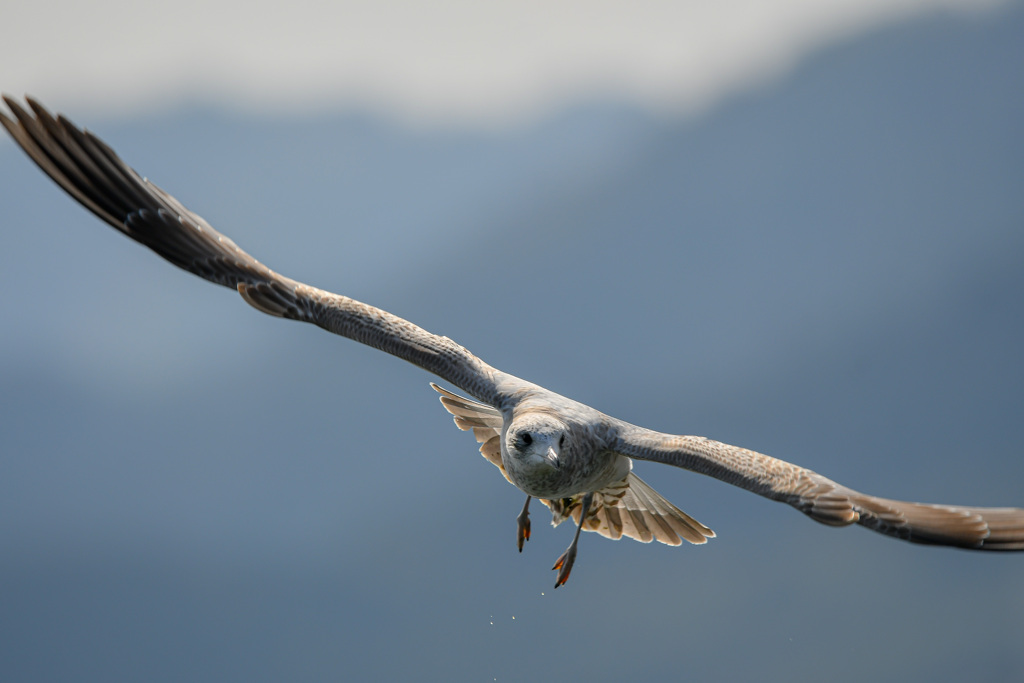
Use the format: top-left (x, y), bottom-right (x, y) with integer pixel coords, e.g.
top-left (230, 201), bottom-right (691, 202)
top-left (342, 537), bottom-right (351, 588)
top-left (504, 448), bottom-right (629, 499)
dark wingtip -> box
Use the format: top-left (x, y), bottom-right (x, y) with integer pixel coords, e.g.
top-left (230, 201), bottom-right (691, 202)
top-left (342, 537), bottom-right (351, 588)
top-left (2, 95), bottom-right (50, 135)
top-left (25, 95), bottom-right (46, 113)
top-left (1, 94), bottom-right (26, 125)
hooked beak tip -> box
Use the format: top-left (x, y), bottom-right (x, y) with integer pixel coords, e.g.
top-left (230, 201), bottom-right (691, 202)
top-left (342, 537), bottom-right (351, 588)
top-left (545, 446), bottom-right (561, 470)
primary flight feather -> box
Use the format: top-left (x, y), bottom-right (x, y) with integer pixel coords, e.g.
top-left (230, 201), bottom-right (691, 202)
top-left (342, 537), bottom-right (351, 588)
top-left (4, 96), bottom-right (1022, 588)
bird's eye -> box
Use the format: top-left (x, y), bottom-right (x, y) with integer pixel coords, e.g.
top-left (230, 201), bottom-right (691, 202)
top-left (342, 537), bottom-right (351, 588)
top-left (520, 433), bottom-right (533, 446)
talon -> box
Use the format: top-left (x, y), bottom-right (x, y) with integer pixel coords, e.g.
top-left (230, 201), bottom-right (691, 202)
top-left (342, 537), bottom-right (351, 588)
top-left (551, 552), bottom-right (566, 572)
top-left (551, 492), bottom-right (591, 588)
top-left (516, 495), bottom-right (532, 552)
top-left (552, 546), bottom-right (576, 587)
top-left (517, 514), bottom-right (531, 552)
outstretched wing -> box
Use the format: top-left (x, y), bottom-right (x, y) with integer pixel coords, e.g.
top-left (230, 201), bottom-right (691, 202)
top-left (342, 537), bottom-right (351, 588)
top-left (614, 425), bottom-right (1024, 550)
top-left (432, 383), bottom-right (714, 546)
top-left (1, 96), bottom-right (503, 405)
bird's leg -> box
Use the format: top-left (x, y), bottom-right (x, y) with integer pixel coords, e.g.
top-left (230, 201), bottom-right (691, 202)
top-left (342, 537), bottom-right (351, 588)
top-left (552, 492), bottom-right (593, 588)
top-left (517, 495), bottom-right (532, 552)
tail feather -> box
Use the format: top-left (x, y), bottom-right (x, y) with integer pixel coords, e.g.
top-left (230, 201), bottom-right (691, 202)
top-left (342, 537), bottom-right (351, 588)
top-left (546, 473), bottom-right (714, 546)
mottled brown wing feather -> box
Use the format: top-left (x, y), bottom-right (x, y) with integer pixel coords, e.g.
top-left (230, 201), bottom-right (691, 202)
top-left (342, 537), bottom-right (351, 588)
top-left (1, 96), bottom-right (503, 405)
top-left (431, 383), bottom-right (511, 481)
top-left (616, 427), bottom-right (1024, 550)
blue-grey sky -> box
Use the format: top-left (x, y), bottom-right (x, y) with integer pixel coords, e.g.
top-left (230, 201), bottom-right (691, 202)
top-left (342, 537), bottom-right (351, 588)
top-left (1, 2), bottom-right (1023, 682)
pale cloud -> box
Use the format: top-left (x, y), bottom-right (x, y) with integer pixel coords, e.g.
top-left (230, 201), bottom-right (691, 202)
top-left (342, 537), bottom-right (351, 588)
top-left (0, 0), bottom-right (1003, 126)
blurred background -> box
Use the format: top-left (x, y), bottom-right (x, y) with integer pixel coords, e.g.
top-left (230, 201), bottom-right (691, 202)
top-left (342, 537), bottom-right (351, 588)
top-left (1, 1), bottom-right (1023, 680)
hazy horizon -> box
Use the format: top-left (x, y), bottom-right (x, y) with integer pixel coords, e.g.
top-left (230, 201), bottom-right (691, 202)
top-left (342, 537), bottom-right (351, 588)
top-left (0, 0), bottom-right (1008, 126)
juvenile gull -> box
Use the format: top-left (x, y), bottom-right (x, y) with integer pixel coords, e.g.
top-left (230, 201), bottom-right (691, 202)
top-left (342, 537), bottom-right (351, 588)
top-left (4, 96), bottom-right (1023, 588)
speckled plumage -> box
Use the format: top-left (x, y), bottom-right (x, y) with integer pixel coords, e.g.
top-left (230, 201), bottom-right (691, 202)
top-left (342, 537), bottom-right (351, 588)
top-left (4, 96), bottom-right (1022, 586)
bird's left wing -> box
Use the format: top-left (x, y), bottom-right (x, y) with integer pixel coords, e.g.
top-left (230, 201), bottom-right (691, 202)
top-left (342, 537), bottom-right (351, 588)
top-left (1, 96), bottom-right (503, 405)
top-left (614, 424), bottom-right (1024, 550)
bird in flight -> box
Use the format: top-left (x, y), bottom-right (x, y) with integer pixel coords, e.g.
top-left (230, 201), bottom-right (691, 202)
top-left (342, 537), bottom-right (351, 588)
top-left (4, 96), bottom-right (1023, 587)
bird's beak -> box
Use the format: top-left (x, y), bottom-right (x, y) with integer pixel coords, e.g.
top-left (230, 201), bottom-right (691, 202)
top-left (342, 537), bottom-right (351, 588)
top-left (544, 446), bottom-right (560, 470)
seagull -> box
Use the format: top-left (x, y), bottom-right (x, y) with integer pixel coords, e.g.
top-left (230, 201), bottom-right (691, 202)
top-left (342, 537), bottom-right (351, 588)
top-left (4, 96), bottom-right (1023, 587)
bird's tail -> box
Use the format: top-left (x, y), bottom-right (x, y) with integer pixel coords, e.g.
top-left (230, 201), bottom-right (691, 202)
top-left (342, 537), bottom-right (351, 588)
top-left (545, 473), bottom-right (715, 546)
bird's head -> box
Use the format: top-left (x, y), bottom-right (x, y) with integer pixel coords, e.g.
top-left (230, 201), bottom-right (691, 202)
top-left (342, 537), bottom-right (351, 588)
top-left (505, 412), bottom-right (567, 471)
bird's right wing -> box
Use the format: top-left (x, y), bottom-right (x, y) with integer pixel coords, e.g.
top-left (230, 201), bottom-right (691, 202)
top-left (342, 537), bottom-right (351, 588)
top-left (1, 96), bottom-right (504, 405)
top-left (614, 425), bottom-right (1024, 550)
